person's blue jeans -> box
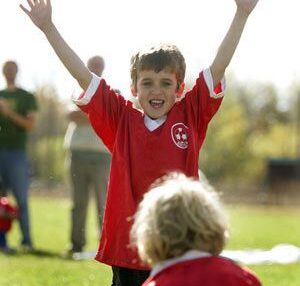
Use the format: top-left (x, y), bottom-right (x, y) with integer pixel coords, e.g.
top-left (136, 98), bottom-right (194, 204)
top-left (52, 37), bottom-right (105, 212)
top-left (0, 149), bottom-right (32, 246)
top-left (0, 231), bottom-right (7, 248)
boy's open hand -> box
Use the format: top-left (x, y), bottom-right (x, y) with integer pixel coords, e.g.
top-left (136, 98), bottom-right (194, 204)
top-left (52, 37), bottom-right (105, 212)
top-left (235, 0), bottom-right (259, 16)
top-left (20, 0), bottom-right (52, 32)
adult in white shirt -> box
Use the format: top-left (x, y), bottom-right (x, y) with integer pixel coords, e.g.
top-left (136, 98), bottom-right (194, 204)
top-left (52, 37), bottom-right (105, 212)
top-left (64, 56), bottom-right (111, 255)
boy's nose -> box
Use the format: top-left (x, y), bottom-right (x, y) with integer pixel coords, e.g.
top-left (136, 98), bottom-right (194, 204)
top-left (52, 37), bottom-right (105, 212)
top-left (150, 85), bottom-right (162, 95)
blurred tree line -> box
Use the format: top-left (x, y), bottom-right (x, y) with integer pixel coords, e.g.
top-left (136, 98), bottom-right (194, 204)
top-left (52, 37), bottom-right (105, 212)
top-left (28, 80), bottom-right (299, 189)
top-left (201, 81), bottom-right (299, 185)
top-left (28, 86), bottom-right (68, 186)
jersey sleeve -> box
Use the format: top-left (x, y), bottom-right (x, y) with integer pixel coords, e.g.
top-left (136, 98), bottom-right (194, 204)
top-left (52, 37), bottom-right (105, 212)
top-left (183, 68), bottom-right (225, 136)
top-left (72, 74), bottom-right (127, 152)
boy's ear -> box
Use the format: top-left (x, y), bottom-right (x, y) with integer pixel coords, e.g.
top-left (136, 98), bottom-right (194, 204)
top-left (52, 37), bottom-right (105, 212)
top-left (176, 82), bottom-right (185, 98)
top-left (130, 84), bottom-right (137, 97)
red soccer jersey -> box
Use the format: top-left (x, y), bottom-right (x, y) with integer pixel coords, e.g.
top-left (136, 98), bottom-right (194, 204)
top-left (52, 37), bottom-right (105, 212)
top-left (143, 255), bottom-right (262, 286)
top-left (76, 69), bottom-right (224, 269)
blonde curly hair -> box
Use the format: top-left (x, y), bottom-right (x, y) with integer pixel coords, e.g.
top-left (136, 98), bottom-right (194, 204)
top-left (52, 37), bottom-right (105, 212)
top-left (130, 173), bottom-right (229, 266)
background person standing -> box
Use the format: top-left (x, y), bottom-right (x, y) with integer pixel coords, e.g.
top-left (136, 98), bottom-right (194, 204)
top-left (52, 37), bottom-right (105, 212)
top-left (64, 56), bottom-right (111, 256)
top-left (0, 60), bottom-right (38, 251)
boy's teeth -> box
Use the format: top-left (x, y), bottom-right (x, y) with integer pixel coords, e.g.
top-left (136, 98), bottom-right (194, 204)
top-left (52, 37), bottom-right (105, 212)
top-left (149, 99), bottom-right (164, 109)
top-left (150, 99), bottom-right (164, 104)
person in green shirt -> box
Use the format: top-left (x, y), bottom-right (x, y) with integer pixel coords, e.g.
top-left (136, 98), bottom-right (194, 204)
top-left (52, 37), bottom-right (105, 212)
top-left (0, 60), bottom-right (38, 252)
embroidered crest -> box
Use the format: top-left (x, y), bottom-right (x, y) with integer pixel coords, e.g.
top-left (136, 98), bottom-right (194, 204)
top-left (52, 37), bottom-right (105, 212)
top-left (171, 123), bottom-right (188, 149)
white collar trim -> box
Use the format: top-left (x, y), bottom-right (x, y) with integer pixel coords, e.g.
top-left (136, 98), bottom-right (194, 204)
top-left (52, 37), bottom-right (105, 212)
top-left (150, 250), bottom-right (211, 277)
top-left (144, 114), bottom-right (167, 131)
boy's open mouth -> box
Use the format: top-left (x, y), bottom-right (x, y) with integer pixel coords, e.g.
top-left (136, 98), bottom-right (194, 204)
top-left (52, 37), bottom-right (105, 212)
top-left (149, 99), bottom-right (164, 109)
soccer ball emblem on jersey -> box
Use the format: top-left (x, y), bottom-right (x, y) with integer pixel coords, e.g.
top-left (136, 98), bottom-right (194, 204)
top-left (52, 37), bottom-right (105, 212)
top-left (171, 123), bottom-right (189, 149)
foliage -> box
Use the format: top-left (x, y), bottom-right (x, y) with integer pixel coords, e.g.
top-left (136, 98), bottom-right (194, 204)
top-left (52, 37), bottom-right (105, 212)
top-left (30, 136), bottom-right (67, 181)
top-left (31, 85), bottom-right (68, 137)
top-left (201, 93), bottom-right (260, 182)
top-left (27, 85), bottom-right (69, 182)
top-left (201, 81), bottom-right (299, 184)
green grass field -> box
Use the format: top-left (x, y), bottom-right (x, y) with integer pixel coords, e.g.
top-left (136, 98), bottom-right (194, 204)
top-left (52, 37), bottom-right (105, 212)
top-left (1, 196), bottom-right (300, 286)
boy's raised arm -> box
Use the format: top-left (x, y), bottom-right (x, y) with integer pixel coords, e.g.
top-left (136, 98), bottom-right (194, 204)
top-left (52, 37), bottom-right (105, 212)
top-left (20, 0), bottom-right (92, 90)
top-left (210, 0), bottom-right (259, 88)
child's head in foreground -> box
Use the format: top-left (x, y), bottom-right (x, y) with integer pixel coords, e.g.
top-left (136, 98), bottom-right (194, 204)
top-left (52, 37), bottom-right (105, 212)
top-left (130, 44), bottom-right (186, 119)
top-left (131, 173), bottom-right (229, 266)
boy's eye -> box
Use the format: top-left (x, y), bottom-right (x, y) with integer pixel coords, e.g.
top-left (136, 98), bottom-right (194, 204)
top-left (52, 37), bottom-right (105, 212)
top-left (141, 81), bottom-right (152, 87)
top-left (161, 81), bottom-right (173, 87)
top-left (162, 81), bottom-right (172, 86)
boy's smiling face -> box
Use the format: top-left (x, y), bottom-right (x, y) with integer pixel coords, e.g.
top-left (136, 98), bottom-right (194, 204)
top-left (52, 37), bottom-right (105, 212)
top-left (132, 69), bottom-right (184, 119)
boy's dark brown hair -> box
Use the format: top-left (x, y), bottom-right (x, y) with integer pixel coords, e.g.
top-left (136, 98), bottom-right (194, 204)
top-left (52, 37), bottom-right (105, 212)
top-left (130, 44), bottom-right (186, 89)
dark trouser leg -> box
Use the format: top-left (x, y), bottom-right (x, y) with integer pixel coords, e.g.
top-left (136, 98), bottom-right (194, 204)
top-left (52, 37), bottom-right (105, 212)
top-left (70, 153), bottom-right (89, 252)
top-left (0, 231), bottom-right (7, 248)
top-left (111, 266), bottom-right (150, 286)
top-left (91, 153), bottom-right (111, 231)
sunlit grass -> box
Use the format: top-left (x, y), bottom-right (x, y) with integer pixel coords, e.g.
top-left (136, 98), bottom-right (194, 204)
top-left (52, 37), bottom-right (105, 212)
top-left (1, 197), bottom-right (300, 285)
top-left (227, 205), bottom-right (300, 249)
top-left (2, 196), bottom-right (111, 286)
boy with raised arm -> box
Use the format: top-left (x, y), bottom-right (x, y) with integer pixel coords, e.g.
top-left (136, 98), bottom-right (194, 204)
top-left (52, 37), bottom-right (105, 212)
top-left (20, 0), bottom-right (259, 285)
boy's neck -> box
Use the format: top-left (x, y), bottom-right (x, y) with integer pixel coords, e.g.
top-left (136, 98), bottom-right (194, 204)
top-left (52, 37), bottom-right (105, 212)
top-left (145, 114), bottom-right (167, 121)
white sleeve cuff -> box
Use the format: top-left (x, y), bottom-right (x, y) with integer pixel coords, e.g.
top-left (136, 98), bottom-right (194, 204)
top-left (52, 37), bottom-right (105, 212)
top-left (203, 68), bottom-right (226, 99)
top-left (72, 73), bottom-right (101, 106)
